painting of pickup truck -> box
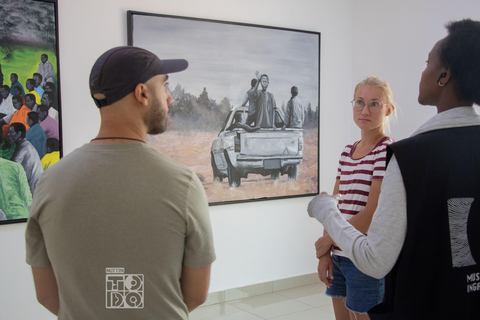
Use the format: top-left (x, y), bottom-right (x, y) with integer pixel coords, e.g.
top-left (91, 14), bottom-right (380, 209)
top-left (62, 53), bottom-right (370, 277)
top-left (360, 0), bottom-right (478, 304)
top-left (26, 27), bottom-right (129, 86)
top-left (211, 106), bottom-right (303, 187)
top-left (128, 11), bottom-right (319, 204)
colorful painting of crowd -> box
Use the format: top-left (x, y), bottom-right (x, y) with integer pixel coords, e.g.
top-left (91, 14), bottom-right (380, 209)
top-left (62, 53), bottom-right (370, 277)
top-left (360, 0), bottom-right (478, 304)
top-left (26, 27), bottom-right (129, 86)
top-left (0, 53), bottom-right (60, 222)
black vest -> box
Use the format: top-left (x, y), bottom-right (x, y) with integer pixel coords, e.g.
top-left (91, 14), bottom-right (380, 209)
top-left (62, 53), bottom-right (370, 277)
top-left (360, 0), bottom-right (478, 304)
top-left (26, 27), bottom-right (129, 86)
top-left (369, 125), bottom-right (480, 320)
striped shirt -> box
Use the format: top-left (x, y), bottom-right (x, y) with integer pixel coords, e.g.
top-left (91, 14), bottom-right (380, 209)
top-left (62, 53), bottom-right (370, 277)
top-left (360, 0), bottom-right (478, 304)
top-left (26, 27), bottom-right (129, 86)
top-left (332, 136), bottom-right (393, 256)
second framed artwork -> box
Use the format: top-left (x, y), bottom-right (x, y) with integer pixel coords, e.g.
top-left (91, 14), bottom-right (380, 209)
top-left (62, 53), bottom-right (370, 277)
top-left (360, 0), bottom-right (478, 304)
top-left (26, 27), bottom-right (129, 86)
top-left (0, 0), bottom-right (62, 225)
top-left (127, 11), bottom-right (319, 205)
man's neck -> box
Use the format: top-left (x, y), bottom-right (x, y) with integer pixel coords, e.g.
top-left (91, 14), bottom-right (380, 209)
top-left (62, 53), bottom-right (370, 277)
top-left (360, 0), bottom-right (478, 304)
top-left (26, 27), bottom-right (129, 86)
top-left (94, 124), bottom-right (147, 145)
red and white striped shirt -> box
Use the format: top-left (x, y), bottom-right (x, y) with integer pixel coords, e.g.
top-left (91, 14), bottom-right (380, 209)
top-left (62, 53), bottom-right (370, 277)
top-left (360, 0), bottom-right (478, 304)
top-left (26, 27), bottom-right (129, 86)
top-left (332, 136), bottom-right (393, 256)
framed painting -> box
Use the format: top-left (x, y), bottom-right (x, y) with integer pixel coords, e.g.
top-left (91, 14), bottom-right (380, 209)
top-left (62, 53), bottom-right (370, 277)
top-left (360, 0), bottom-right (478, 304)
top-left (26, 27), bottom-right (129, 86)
top-left (0, 0), bottom-right (62, 224)
top-left (127, 11), bottom-right (319, 205)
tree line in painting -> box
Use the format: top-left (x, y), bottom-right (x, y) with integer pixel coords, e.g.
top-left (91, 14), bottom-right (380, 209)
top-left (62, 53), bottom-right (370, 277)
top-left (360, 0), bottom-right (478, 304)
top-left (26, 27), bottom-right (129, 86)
top-left (169, 84), bottom-right (319, 131)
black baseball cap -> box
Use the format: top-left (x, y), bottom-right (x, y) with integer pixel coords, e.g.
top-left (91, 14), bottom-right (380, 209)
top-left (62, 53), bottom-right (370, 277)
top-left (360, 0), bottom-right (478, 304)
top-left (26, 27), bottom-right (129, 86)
top-left (89, 46), bottom-right (188, 108)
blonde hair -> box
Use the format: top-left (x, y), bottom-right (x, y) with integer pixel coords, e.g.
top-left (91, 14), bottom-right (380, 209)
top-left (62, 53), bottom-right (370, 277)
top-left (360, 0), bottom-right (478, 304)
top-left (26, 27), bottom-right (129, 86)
top-left (354, 76), bottom-right (397, 132)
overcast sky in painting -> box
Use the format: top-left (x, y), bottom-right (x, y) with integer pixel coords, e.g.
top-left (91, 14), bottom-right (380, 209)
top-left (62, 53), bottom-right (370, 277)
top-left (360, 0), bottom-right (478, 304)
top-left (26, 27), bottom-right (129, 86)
top-left (131, 14), bottom-right (319, 109)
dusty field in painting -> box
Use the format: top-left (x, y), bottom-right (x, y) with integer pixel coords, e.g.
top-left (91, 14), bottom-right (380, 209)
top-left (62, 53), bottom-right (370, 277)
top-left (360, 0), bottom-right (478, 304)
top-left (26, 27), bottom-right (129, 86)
top-left (147, 128), bottom-right (318, 204)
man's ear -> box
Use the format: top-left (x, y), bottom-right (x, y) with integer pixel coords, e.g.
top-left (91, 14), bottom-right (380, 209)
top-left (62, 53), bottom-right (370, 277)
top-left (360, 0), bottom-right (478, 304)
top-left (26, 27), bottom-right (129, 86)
top-left (133, 83), bottom-right (150, 106)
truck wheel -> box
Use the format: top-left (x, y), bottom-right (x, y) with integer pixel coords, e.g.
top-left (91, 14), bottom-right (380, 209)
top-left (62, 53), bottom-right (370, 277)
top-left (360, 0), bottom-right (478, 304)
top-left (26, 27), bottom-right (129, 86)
top-left (225, 153), bottom-right (241, 187)
top-left (211, 153), bottom-right (223, 182)
top-left (287, 166), bottom-right (298, 180)
top-left (227, 163), bottom-right (241, 187)
top-left (271, 171), bottom-right (280, 180)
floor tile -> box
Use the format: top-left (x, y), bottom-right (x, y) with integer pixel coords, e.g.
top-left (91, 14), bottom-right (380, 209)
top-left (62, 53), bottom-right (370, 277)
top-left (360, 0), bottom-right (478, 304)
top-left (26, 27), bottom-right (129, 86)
top-left (228, 292), bottom-right (313, 319)
top-left (318, 301), bottom-right (335, 315)
top-left (270, 307), bottom-right (336, 320)
top-left (190, 303), bottom-right (263, 320)
top-left (193, 281), bottom-right (334, 320)
top-left (275, 283), bottom-right (331, 307)
top-left (203, 291), bottom-right (225, 306)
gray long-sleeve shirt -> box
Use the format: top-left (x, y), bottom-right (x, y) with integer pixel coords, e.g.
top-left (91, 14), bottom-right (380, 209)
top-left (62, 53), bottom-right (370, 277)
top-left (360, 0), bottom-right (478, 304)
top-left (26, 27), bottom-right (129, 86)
top-left (315, 106), bottom-right (480, 279)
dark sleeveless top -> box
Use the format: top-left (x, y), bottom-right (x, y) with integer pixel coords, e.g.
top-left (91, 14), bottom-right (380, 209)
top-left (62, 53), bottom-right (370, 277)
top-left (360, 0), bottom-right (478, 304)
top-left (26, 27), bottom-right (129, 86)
top-left (369, 125), bottom-right (480, 320)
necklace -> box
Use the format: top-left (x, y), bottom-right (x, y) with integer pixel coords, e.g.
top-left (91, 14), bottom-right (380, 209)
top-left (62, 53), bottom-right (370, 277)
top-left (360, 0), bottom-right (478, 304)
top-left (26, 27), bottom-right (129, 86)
top-left (91, 137), bottom-right (146, 143)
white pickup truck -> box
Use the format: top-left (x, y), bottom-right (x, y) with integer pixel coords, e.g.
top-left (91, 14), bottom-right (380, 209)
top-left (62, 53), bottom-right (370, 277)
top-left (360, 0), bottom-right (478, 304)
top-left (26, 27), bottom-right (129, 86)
top-left (211, 106), bottom-right (304, 187)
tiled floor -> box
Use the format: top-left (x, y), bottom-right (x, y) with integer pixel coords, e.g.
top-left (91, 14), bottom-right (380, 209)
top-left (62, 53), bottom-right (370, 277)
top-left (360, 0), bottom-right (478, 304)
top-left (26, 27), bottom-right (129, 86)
top-left (190, 283), bottom-right (335, 320)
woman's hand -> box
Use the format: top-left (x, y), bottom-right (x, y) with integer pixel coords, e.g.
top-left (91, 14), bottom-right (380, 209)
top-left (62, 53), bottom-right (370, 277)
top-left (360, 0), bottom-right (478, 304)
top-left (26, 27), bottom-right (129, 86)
top-left (315, 235), bottom-right (334, 259)
top-left (317, 253), bottom-right (334, 288)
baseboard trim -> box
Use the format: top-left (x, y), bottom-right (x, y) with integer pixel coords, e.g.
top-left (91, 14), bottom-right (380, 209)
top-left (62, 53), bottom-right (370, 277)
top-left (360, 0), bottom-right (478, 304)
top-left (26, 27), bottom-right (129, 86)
top-left (203, 273), bottom-right (319, 307)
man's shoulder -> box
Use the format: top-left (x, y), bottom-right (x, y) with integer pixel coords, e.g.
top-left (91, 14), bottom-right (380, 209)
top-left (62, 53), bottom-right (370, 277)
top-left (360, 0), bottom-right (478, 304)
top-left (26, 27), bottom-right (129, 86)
top-left (14, 140), bottom-right (35, 155)
top-left (49, 144), bottom-right (198, 186)
top-left (251, 89), bottom-right (261, 97)
top-left (292, 96), bottom-right (302, 104)
top-left (0, 157), bottom-right (22, 171)
top-left (44, 115), bottom-right (58, 125)
top-left (130, 146), bottom-right (200, 187)
top-left (141, 146), bottom-right (195, 176)
top-left (66, 143), bottom-right (193, 173)
top-left (27, 124), bottom-right (44, 134)
top-left (44, 151), bottom-right (59, 160)
top-left (23, 139), bottom-right (38, 151)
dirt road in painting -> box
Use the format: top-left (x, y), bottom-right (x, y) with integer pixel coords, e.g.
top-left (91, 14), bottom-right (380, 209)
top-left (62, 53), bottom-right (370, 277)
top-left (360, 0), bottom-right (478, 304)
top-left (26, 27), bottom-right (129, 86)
top-left (147, 128), bottom-right (318, 204)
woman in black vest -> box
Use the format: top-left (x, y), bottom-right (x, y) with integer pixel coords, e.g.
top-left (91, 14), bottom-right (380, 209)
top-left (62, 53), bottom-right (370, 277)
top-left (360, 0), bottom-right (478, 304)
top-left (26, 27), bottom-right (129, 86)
top-left (308, 19), bottom-right (480, 320)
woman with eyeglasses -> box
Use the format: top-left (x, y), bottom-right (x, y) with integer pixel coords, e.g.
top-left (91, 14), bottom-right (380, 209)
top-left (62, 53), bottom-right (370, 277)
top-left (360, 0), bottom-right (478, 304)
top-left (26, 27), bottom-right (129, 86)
top-left (315, 76), bottom-right (396, 320)
top-left (309, 19), bottom-right (480, 319)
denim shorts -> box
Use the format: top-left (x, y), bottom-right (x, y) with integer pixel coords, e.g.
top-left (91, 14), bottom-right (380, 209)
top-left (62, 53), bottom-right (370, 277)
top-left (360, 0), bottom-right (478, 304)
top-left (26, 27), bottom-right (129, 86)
top-left (325, 254), bottom-right (385, 314)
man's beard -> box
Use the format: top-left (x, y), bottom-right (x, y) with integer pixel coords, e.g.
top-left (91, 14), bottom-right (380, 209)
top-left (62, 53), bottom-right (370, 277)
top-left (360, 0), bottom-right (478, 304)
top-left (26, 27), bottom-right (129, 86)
top-left (144, 99), bottom-right (168, 135)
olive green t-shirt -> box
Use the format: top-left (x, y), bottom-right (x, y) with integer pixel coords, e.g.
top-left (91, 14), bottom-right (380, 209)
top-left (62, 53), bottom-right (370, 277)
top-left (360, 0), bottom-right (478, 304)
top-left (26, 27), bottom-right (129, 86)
top-left (26, 143), bottom-right (216, 319)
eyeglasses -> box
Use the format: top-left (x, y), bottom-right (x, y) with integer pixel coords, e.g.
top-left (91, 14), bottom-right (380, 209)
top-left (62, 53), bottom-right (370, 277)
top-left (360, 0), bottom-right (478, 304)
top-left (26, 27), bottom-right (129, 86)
top-left (351, 99), bottom-right (387, 114)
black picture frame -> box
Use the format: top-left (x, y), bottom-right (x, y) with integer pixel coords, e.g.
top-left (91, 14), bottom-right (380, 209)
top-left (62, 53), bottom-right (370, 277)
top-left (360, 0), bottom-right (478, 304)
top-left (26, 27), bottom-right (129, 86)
top-left (127, 11), bottom-right (319, 205)
top-left (0, 0), bottom-right (62, 224)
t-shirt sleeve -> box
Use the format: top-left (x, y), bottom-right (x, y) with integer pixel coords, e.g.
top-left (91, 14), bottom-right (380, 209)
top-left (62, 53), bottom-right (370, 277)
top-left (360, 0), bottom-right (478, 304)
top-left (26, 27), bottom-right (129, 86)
top-left (25, 218), bottom-right (51, 267)
top-left (372, 141), bottom-right (391, 180)
top-left (336, 146), bottom-right (349, 180)
top-left (25, 178), bottom-right (51, 267)
top-left (183, 172), bottom-right (216, 268)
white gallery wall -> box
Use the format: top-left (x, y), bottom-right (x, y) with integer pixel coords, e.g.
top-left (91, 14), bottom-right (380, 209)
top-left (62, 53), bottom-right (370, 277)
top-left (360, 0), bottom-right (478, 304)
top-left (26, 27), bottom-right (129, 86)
top-left (1, 0), bottom-right (479, 319)
top-left (351, 0), bottom-right (480, 142)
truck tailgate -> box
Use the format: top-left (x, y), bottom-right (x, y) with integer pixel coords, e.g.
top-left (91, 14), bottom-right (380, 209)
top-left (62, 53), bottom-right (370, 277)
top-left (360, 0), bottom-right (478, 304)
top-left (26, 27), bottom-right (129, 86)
top-left (240, 130), bottom-right (301, 156)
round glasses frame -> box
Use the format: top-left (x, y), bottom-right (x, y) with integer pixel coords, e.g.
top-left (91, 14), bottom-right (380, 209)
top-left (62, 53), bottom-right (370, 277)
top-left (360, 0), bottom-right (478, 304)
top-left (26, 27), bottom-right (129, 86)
top-left (351, 99), bottom-right (387, 114)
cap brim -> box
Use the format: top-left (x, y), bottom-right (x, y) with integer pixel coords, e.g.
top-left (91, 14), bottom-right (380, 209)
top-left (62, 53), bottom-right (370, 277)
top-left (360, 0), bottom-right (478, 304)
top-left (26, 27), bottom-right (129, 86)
top-left (161, 59), bottom-right (189, 74)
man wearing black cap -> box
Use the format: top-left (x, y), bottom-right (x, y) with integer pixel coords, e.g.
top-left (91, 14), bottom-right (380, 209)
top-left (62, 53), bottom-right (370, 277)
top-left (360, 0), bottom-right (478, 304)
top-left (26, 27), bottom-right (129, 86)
top-left (25, 46), bottom-right (216, 319)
